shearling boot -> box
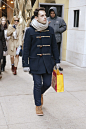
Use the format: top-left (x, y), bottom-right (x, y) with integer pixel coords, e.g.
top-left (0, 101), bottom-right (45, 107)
top-left (36, 105), bottom-right (43, 116)
top-left (41, 94), bottom-right (43, 105)
top-left (13, 67), bottom-right (17, 75)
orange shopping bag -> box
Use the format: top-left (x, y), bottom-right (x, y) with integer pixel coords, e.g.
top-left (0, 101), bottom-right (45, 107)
top-left (52, 69), bottom-right (64, 92)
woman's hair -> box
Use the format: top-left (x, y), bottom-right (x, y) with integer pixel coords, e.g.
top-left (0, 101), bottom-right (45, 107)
top-left (0, 24), bottom-right (4, 31)
top-left (1, 16), bottom-right (7, 21)
top-left (1, 16), bottom-right (8, 29)
top-left (0, 18), bottom-right (1, 24)
top-left (34, 7), bottom-right (45, 17)
top-left (10, 15), bottom-right (19, 25)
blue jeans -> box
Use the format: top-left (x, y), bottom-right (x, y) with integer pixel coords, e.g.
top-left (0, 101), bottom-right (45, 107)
top-left (33, 73), bottom-right (52, 106)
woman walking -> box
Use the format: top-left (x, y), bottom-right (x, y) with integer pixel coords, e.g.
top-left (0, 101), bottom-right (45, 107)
top-left (0, 24), bottom-right (7, 79)
top-left (7, 16), bottom-right (23, 75)
top-left (1, 16), bottom-right (10, 72)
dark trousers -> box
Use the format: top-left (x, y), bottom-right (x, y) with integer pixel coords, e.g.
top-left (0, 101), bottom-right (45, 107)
top-left (57, 42), bottom-right (61, 58)
top-left (1, 56), bottom-right (6, 69)
top-left (33, 73), bottom-right (52, 106)
top-left (0, 59), bottom-right (1, 74)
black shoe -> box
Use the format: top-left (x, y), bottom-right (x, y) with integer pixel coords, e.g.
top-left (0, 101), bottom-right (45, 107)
top-left (59, 67), bottom-right (63, 71)
top-left (1, 67), bottom-right (5, 72)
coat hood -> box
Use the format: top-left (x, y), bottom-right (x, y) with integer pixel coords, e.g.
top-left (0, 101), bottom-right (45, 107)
top-left (49, 7), bottom-right (57, 18)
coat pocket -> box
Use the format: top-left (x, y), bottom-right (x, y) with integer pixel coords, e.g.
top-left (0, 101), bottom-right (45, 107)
top-left (55, 34), bottom-right (61, 43)
top-left (54, 23), bottom-right (60, 33)
top-left (29, 57), bottom-right (39, 71)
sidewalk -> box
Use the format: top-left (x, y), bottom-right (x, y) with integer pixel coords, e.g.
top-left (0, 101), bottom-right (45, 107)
top-left (0, 55), bottom-right (86, 129)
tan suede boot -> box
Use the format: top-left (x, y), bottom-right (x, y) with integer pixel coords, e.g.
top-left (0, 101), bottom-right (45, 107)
top-left (41, 94), bottom-right (43, 105)
top-left (36, 105), bottom-right (43, 116)
top-left (13, 67), bottom-right (17, 75)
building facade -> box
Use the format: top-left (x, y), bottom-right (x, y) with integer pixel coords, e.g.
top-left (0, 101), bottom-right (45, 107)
top-left (66, 0), bottom-right (86, 67)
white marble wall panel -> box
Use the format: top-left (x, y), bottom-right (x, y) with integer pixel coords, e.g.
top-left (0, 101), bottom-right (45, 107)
top-left (84, 31), bottom-right (86, 54)
top-left (68, 8), bottom-right (74, 29)
top-left (85, 7), bottom-right (86, 31)
top-left (69, 0), bottom-right (86, 8)
top-left (66, 50), bottom-right (86, 67)
top-left (67, 30), bottom-right (85, 54)
top-left (82, 54), bottom-right (86, 67)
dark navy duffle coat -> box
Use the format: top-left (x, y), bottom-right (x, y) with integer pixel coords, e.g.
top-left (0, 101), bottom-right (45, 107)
top-left (22, 26), bottom-right (60, 74)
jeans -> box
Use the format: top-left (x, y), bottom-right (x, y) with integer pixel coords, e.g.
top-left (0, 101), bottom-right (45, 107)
top-left (33, 73), bottom-right (52, 106)
top-left (0, 60), bottom-right (1, 74)
top-left (57, 42), bottom-right (61, 59)
top-left (1, 56), bottom-right (6, 70)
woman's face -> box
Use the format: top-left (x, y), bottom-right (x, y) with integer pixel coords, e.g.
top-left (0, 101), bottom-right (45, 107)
top-left (14, 17), bottom-right (19, 25)
top-left (1, 18), bottom-right (6, 25)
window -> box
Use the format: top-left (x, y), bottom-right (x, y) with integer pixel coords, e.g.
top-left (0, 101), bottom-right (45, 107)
top-left (74, 10), bottom-right (79, 27)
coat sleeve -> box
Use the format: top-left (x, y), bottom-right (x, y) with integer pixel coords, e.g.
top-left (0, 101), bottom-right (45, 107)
top-left (18, 25), bottom-right (23, 46)
top-left (4, 30), bottom-right (10, 41)
top-left (22, 29), bottom-right (32, 67)
top-left (59, 18), bottom-right (67, 33)
top-left (7, 25), bottom-right (15, 36)
top-left (51, 29), bottom-right (60, 64)
top-left (2, 30), bottom-right (7, 51)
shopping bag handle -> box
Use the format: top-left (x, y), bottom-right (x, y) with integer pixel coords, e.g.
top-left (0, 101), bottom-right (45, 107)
top-left (53, 67), bottom-right (60, 75)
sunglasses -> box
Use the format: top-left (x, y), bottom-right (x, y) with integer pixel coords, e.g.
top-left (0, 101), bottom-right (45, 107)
top-left (14, 20), bottom-right (19, 22)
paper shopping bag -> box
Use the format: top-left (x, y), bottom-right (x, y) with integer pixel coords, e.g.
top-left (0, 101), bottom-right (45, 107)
top-left (52, 69), bottom-right (64, 92)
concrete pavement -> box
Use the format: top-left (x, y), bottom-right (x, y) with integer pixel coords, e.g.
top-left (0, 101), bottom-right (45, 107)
top-left (0, 55), bottom-right (86, 129)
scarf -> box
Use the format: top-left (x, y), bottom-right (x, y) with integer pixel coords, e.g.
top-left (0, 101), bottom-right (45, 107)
top-left (31, 19), bottom-right (48, 31)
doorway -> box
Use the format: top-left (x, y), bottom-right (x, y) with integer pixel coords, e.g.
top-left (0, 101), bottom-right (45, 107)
top-left (39, 3), bottom-right (63, 18)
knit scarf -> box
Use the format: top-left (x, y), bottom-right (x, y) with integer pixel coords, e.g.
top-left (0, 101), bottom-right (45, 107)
top-left (31, 19), bottom-right (48, 31)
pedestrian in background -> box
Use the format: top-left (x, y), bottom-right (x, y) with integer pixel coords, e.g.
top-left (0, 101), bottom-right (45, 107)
top-left (23, 7), bottom-right (60, 116)
top-left (1, 16), bottom-right (10, 72)
top-left (7, 16), bottom-right (23, 75)
top-left (0, 23), bottom-right (7, 79)
top-left (47, 7), bottom-right (67, 71)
